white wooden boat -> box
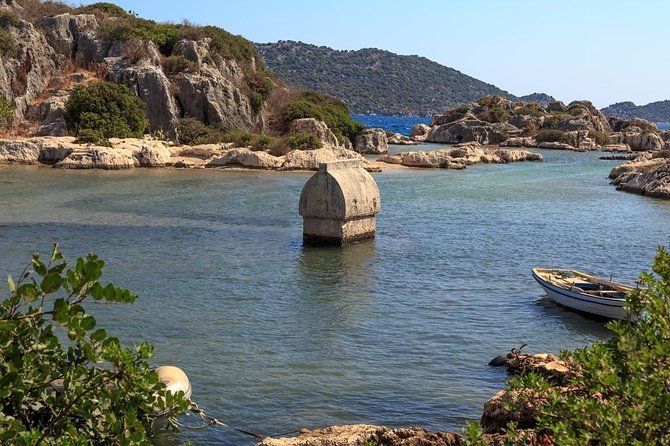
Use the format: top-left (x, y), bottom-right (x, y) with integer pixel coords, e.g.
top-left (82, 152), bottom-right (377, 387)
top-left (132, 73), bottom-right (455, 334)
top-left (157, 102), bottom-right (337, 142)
top-left (531, 268), bottom-right (635, 320)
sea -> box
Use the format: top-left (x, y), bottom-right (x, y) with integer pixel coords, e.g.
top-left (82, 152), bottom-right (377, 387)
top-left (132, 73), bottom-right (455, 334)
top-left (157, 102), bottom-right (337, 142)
top-left (1, 117), bottom-right (670, 445)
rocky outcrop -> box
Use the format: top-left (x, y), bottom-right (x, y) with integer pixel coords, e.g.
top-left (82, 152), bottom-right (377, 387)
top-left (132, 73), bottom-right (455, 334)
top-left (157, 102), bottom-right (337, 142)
top-left (409, 123), bottom-right (431, 141)
top-left (289, 118), bottom-right (341, 148)
top-left (354, 128), bottom-right (388, 154)
top-left (206, 147), bottom-right (281, 170)
top-left (499, 136), bottom-right (536, 148)
top-left (609, 152), bottom-right (670, 198)
top-left (386, 132), bottom-right (418, 145)
top-left (377, 142), bottom-right (542, 169)
top-left (623, 131), bottom-right (664, 151)
top-left (0, 139), bottom-right (40, 164)
top-left (425, 119), bottom-right (512, 145)
top-left (258, 425), bottom-right (463, 446)
top-left (281, 147), bottom-right (377, 171)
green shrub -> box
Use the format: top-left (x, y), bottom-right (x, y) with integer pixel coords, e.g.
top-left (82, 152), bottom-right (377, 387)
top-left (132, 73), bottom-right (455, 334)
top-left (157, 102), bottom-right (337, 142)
top-left (249, 91), bottom-right (263, 114)
top-left (0, 244), bottom-right (190, 443)
top-left (174, 117), bottom-right (226, 145)
top-left (508, 247), bottom-right (670, 445)
top-left (535, 129), bottom-right (567, 143)
top-left (478, 106), bottom-right (510, 123)
top-left (17, 0), bottom-right (72, 20)
top-left (161, 55), bottom-right (199, 75)
top-left (97, 17), bottom-right (182, 55)
top-left (75, 128), bottom-right (111, 147)
top-left (285, 132), bottom-right (323, 150)
top-left (74, 2), bottom-right (129, 18)
top-left (251, 134), bottom-right (277, 151)
top-left (568, 104), bottom-right (586, 117)
top-left (514, 106), bottom-right (544, 117)
top-left (588, 130), bottom-right (612, 146)
top-left (0, 29), bottom-right (17, 56)
top-left (0, 97), bottom-right (13, 131)
top-left (477, 96), bottom-right (501, 107)
top-left (279, 91), bottom-right (364, 143)
top-left (64, 81), bottom-right (148, 139)
top-left (0, 9), bottom-right (21, 27)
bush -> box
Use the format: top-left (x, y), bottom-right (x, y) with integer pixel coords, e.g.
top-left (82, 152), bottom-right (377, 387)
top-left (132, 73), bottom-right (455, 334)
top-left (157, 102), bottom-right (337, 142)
top-left (0, 9), bottom-right (21, 27)
top-left (14, 0), bottom-right (72, 21)
top-left (285, 132), bottom-right (323, 150)
top-left (514, 106), bottom-right (544, 117)
top-left (174, 117), bottom-right (226, 145)
top-left (0, 29), bottom-right (17, 56)
top-left (249, 91), bottom-right (263, 114)
top-left (0, 244), bottom-right (189, 443)
top-left (75, 128), bottom-right (111, 147)
top-left (535, 129), bottom-right (567, 143)
top-left (588, 130), bottom-right (612, 146)
top-left (477, 96), bottom-right (501, 107)
top-left (478, 106), bottom-right (510, 123)
top-left (64, 81), bottom-right (148, 139)
top-left (279, 91), bottom-right (364, 144)
top-left (161, 55), bottom-right (199, 75)
top-left (0, 97), bottom-right (13, 131)
top-left (251, 134), bottom-right (277, 151)
top-left (505, 247), bottom-right (670, 445)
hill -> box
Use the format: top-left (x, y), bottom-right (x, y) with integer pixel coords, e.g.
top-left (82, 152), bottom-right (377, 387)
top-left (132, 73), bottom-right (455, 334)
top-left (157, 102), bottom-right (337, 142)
top-left (601, 100), bottom-right (670, 122)
top-left (256, 40), bottom-right (515, 116)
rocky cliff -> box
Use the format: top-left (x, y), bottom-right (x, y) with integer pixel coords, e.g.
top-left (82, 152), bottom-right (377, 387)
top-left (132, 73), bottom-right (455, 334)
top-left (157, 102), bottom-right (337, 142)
top-left (0, 1), bottom-right (270, 137)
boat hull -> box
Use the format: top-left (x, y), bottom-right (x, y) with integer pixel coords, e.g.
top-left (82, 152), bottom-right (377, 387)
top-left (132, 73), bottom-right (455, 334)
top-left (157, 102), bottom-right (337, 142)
top-left (532, 270), bottom-right (630, 320)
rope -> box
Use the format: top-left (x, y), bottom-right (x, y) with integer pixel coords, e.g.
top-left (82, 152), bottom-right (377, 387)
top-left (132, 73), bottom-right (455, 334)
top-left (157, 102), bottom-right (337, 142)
top-left (177, 401), bottom-right (301, 440)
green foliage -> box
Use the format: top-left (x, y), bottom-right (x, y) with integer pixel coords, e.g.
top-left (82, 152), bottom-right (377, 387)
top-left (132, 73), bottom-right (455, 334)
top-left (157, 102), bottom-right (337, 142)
top-left (96, 17), bottom-right (182, 55)
top-left (0, 9), bottom-right (21, 27)
top-left (478, 106), bottom-right (511, 123)
top-left (568, 104), bottom-right (586, 117)
top-left (535, 129), bottom-right (567, 143)
top-left (512, 247), bottom-right (670, 445)
top-left (462, 420), bottom-right (487, 446)
top-left (280, 91), bottom-right (364, 143)
top-left (0, 29), bottom-right (17, 56)
top-left (514, 106), bottom-right (545, 117)
top-left (75, 128), bottom-right (111, 147)
top-left (74, 2), bottom-right (130, 18)
top-left (258, 41), bottom-right (511, 115)
top-left (0, 244), bottom-right (190, 444)
top-left (0, 97), bottom-right (13, 131)
top-left (174, 118), bottom-right (226, 145)
top-left (16, 0), bottom-right (72, 20)
top-left (285, 132), bottom-right (323, 150)
top-left (477, 96), bottom-right (501, 107)
top-left (588, 130), bottom-right (612, 146)
top-left (161, 55), bottom-right (199, 75)
top-left (249, 91), bottom-right (264, 114)
top-left (64, 81), bottom-right (148, 139)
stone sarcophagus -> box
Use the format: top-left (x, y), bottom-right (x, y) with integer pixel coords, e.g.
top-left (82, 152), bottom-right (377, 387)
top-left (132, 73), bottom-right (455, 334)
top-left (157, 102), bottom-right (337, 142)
top-left (299, 160), bottom-right (381, 246)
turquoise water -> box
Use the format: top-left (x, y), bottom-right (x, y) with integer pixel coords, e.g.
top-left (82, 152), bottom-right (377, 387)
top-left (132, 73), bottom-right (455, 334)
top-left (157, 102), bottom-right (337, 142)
top-left (352, 115), bottom-right (431, 135)
top-left (1, 150), bottom-right (670, 445)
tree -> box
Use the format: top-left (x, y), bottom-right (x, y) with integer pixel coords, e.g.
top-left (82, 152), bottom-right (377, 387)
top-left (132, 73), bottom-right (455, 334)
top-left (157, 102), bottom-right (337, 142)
top-left (64, 81), bottom-right (148, 142)
top-left (0, 244), bottom-right (189, 444)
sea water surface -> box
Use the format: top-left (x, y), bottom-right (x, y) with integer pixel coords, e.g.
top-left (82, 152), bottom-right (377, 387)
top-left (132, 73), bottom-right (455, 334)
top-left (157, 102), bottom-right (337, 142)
top-left (1, 147), bottom-right (670, 445)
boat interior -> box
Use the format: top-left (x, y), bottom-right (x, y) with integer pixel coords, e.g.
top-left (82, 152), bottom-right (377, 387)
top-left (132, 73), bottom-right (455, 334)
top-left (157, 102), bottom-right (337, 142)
top-left (534, 268), bottom-right (633, 298)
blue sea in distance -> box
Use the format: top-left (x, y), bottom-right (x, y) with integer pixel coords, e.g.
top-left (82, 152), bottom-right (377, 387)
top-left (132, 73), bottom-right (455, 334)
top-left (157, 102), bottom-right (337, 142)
top-left (352, 114), bottom-right (431, 136)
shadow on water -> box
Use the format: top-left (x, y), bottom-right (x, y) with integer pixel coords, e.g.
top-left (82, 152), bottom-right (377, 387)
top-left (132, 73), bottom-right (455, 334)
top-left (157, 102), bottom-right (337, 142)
top-left (534, 295), bottom-right (614, 338)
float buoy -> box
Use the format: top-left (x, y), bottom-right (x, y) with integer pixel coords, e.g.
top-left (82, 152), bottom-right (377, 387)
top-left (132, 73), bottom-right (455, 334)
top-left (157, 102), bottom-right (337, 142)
top-left (155, 365), bottom-right (192, 400)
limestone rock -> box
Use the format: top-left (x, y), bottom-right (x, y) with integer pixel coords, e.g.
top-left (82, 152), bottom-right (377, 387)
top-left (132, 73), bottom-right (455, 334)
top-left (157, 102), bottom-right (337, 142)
top-left (624, 132), bottom-right (664, 151)
top-left (0, 139), bottom-right (40, 164)
top-left (281, 147), bottom-right (372, 171)
top-left (206, 147), bottom-right (281, 169)
top-left (107, 38), bottom-right (161, 66)
top-left (481, 389), bottom-right (547, 434)
top-left (55, 146), bottom-right (136, 169)
top-left (409, 123), bottom-right (431, 140)
top-left (537, 141), bottom-right (576, 150)
top-left (377, 142), bottom-right (542, 168)
top-left (33, 136), bottom-right (76, 164)
top-left (609, 154), bottom-right (670, 199)
top-left (500, 136), bottom-right (536, 148)
top-left (386, 132), bottom-right (419, 145)
top-left (289, 118), bottom-right (341, 148)
top-left (106, 58), bottom-right (179, 134)
top-left (172, 39), bottom-right (209, 65)
top-left (36, 13), bottom-right (98, 62)
top-left (258, 424), bottom-right (463, 446)
top-left (425, 119), bottom-right (511, 145)
top-left (354, 128), bottom-right (388, 154)
top-left (546, 100), bottom-right (567, 112)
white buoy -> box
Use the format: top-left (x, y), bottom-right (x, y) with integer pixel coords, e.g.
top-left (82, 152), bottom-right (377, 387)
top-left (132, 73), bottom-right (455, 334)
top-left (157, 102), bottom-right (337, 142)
top-left (155, 365), bottom-right (192, 400)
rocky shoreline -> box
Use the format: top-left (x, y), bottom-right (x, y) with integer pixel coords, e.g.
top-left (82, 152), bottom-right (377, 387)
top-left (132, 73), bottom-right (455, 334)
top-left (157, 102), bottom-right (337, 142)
top-left (255, 349), bottom-right (568, 446)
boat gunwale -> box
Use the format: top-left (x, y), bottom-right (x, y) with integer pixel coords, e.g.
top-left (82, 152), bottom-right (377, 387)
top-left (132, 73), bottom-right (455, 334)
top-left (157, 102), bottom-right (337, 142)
top-left (531, 269), bottom-right (629, 307)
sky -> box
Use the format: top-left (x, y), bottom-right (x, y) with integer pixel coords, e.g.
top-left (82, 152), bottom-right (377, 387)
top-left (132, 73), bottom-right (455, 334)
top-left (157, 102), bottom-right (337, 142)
top-left (78, 0), bottom-right (670, 108)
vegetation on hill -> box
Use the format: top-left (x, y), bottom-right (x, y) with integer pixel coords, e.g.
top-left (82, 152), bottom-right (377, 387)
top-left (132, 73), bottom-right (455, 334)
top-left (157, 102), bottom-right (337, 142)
top-left (256, 40), bottom-right (513, 116)
top-left (279, 90), bottom-right (365, 143)
top-left (0, 244), bottom-right (189, 444)
top-left (0, 97), bottom-right (13, 131)
top-left (602, 100), bottom-right (670, 122)
top-left (516, 92), bottom-right (556, 105)
top-left (64, 81), bottom-right (148, 145)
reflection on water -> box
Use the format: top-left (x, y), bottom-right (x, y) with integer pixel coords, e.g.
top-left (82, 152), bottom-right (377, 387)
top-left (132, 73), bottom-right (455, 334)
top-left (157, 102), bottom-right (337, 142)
top-left (0, 151), bottom-right (669, 445)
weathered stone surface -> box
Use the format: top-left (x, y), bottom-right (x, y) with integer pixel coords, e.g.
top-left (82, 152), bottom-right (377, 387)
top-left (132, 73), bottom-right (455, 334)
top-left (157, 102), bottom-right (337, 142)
top-left (602, 143), bottom-right (631, 152)
top-left (409, 123), bottom-right (431, 140)
top-left (562, 130), bottom-right (597, 150)
top-left (281, 147), bottom-right (371, 171)
top-left (500, 136), bottom-right (536, 148)
top-left (354, 128), bottom-right (388, 154)
top-left (546, 100), bottom-right (567, 112)
top-left (0, 139), bottom-right (40, 164)
top-left (377, 142), bottom-right (542, 168)
top-left (206, 147), bottom-right (281, 169)
top-left (54, 146), bottom-right (136, 169)
top-left (289, 118), bottom-right (341, 148)
top-left (258, 424), bottom-right (463, 446)
top-left (107, 38), bottom-right (161, 66)
top-left (609, 154), bottom-right (670, 199)
top-left (386, 132), bottom-right (419, 145)
top-left (36, 13), bottom-right (98, 62)
top-left (425, 119), bottom-right (511, 145)
top-left (624, 132), bottom-right (664, 151)
top-left (107, 58), bottom-right (179, 134)
top-left (537, 141), bottom-right (577, 150)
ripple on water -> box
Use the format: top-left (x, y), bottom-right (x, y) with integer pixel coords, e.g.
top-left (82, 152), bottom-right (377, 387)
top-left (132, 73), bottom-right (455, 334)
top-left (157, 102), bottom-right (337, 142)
top-left (0, 152), bottom-right (669, 444)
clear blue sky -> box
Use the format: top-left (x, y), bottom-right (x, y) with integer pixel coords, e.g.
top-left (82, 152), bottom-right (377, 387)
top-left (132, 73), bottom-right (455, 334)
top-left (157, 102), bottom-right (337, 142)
top-left (78, 0), bottom-right (669, 108)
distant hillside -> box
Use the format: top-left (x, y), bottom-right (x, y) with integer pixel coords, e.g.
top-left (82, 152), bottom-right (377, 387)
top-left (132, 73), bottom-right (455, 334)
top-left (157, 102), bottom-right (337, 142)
top-left (517, 93), bottom-right (556, 105)
top-left (256, 40), bottom-right (514, 116)
top-left (601, 100), bottom-right (670, 122)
